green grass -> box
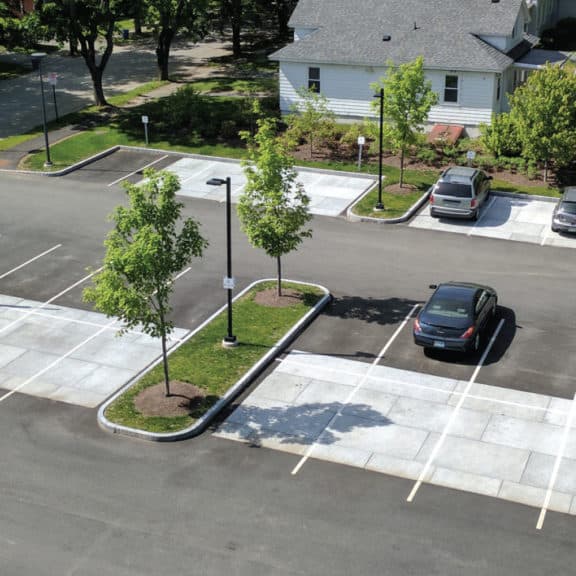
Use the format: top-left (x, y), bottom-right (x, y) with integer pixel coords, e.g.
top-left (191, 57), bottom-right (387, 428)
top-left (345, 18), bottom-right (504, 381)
top-left (189, 76), bottom-right (277, 94)
top-left (0, 60), bottom-right (29, 80)
top-left (106, 80), bottom-right (167, 107)
top-left (0, 131), bottom-right (43, 152)
top-left (104, 281), bottom-right (324, 433)
top-left (491, 178), bottom-right (559, 197)
top-left (339, 165), bottom-right (437, 219)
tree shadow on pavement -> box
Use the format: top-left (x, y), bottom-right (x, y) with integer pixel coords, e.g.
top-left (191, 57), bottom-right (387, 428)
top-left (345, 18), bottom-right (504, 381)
top-left (216, 401), bottom-right (390, 446)
top-left (323, 296), bottom-right (420, 326)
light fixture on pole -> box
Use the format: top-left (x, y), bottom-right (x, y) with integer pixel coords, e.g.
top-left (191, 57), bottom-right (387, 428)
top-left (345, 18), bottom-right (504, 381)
top-left (30, 52), bottom-right (52, 167)
top-left (206, 176), bottom-right (238, 347)
top-left (373, 87), bottom-right (384, 211)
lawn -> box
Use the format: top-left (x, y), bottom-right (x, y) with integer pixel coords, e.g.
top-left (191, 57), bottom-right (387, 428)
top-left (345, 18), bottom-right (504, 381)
top-left (0, 60), bottom-right (29, 80)
top-left (104, 281), bottom-right (325, 433)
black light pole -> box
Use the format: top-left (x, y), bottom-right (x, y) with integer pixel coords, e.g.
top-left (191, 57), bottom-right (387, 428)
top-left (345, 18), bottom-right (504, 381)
top-left (30, 52), bottom-right (52, 167)
top-left (374, 87), bottom-right (384, 211)
top-left (206, 176), bottom-right (237, 347)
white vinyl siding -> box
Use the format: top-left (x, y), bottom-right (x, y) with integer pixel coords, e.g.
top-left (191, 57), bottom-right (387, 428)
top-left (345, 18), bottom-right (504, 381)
top-left (279, 63), bottom-right (498, 127)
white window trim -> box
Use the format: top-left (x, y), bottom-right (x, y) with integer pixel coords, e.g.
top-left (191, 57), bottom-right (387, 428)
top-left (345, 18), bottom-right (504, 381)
top-left (443, 73), bottom-right (460, 105)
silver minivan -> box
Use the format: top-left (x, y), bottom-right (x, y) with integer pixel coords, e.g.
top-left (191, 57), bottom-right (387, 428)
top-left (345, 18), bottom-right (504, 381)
top-left (551, 187), bottom-right (576, 233)
top-left (429, 167), bottom-right (492, 221)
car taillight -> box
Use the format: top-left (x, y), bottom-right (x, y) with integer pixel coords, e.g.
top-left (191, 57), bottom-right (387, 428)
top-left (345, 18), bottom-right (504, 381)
top-left (460, 326), bottom-right (475, 339)
top-left (414, 318), bottom-right (421, 333)
top-left (470, 198), bottom-right (477, 208)
top-left (429, 194), bottom-right (434, 204)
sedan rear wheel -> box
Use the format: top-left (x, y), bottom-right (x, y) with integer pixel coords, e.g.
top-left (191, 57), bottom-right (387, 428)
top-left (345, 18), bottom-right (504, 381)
top-left (472, 333), bottom-right (481, 352)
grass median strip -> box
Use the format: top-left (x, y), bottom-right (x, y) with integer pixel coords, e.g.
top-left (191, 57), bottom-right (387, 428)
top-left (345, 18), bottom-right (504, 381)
top-left (104, 281), bottom-right (325, 434)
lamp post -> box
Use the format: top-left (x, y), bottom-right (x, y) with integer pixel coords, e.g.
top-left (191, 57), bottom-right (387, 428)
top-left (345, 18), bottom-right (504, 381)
top-left (47, 72), bottom-right (59, 122)
top-left (373, 87), bottom-right (384, 211)
top-left (206, 176), bottom-right (237, 347)
top-left (30, 52), bottom-right (52, 167)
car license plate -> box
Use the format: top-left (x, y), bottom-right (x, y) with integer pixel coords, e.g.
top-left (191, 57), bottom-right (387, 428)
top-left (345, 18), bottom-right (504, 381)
top-left (433, 340), bottom-right (445, 348)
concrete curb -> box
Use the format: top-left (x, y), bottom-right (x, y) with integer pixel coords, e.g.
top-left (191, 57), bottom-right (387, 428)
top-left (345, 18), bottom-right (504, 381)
top-left (97, 279), bottom-right (331, 442)
top-left (347, 183), bottom-right (432, 224)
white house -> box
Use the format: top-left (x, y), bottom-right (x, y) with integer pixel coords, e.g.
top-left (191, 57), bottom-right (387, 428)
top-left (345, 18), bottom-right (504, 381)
top-left (270, 0), bottom-right (570, 135)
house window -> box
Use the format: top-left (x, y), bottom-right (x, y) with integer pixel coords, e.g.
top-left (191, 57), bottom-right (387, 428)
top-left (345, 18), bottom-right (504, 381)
top-left (308, 67), bottom-right (320, 92)
top-left (496, 75), bottom-right (501, 100)
top-left (443, 75), bottom-right (459, 103)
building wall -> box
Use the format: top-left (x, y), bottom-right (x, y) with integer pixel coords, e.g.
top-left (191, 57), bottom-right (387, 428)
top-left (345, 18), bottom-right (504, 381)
top-left (278, 62), bottom-right (498, 127)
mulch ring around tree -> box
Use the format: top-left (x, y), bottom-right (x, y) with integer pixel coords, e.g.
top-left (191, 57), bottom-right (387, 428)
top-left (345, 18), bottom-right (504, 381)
top-left (383, 183), bottom-right (420, 194)
top-left (253, 287), bottom-right (303, 307)
top-left (134, 381), bottom-right (208, 417)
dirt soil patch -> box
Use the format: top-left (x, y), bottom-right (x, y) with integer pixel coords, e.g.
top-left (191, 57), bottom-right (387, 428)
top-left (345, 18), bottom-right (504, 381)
top-left (134, 381), bottom-right (207, 417)
top-left (254, 287), bottom-right (303, 307)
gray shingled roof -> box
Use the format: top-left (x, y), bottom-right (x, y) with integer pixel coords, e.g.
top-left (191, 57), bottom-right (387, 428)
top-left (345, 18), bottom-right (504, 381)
top-left (271, 0), bottom-right (527, 72)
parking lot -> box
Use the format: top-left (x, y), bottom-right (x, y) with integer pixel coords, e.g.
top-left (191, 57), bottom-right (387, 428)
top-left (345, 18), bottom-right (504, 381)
top-left (66, 148), bottom-right (376, 218)
top-left (215, 303), bottom-right (576, 527)
top-left (410, 193), bottom-right (576, 249)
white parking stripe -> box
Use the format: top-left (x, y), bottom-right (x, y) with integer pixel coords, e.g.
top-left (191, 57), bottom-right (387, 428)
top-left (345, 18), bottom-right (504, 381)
top-left (291, 304), bottom-right (420, 476)
top-left (280, 355), bottom-right (573, 419)
top-left (536, 391), bottom-right (576, 530)
top-left (0, 317), bottom-right (118, 405)
top-left (406, 318), bottom-right (505, 503)
top-left (0, 244), bottom-right (62, 280)
top-left (540, 226), bottom-right (550, 247)
top-left (107, 155), bottom-right (169, 187)
top-left (467, 197), bottom-right (496, 236)
top-left (0, 267), bottom-right (103, 337)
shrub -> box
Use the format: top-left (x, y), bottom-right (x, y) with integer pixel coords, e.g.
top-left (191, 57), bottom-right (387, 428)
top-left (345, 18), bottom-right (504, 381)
top-left (480, 113), bottom-right (522, 158)
top-left (416, 146), bottom-right (437, 165)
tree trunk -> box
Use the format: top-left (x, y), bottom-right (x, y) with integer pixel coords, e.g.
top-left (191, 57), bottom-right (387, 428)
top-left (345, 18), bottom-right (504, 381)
top-left (230, 0), bottom-right (242, 57)
top-left (89, 66), bottom-right (108, 107)
top-left (161, 331), bottom-right (171, 397)
top-left (68, 34), bottom-right (78, 56)
top-left (156, 29), bottom-right (174, 81)
top-left (134, 1), bottom-right (143, 36)
top-left (277, 255), bottom-right (282, 297)
top-left (399, 147), bottom-right (405, 188)
top-left (544, 159), bottom-right (548, 182)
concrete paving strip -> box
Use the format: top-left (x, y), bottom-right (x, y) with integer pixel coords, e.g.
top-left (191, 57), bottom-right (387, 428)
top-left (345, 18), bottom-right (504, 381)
top-left (0, 294), bottom-right (188, 408)
top-left (161, 157), bottom-right (375, 218)
top-left (410, 194), bottom-right (576, 249)
top-left (214, 350), bottom-right (576, 517)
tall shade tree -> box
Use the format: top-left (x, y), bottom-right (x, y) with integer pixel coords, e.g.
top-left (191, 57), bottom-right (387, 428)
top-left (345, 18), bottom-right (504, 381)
top-left (509, 63), bottom-right (576, 181)
top-left (146, 0), bottom-right (208, 80)
top-left (35, 0), bottom-right (123, 106)
top-left (83, 169), bottom-right (208, 397)
top-left (238, 117), bottom-right (312, 297)
top-left (371, 56), bottom-right (438, 187)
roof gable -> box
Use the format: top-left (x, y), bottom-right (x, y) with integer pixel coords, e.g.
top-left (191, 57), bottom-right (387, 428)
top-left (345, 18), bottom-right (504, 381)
top-left (274, 0), bottom-right (527, 72)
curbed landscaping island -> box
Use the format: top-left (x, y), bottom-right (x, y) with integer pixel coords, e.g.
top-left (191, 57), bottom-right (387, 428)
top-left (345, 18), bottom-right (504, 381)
top-left (98, 280), bottom-right (330, 440)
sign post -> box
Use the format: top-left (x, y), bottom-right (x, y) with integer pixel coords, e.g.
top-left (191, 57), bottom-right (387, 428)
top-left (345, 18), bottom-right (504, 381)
top-left (141, 115), bottom-right (149, 146)
top-left (357, 135), bottom-right (365, 169)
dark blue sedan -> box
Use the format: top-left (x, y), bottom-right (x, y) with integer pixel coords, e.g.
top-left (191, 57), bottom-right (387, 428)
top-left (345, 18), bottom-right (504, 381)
top-left (413, 282), bottom-right (498, 353)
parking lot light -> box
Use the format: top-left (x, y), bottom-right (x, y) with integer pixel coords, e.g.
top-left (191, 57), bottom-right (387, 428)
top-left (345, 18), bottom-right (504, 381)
top-left (206, 176), bottom-right (238, 347)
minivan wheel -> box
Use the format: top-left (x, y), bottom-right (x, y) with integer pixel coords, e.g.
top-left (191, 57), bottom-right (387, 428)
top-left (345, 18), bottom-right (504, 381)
top-left (471, 210), bottom-right (479, 222)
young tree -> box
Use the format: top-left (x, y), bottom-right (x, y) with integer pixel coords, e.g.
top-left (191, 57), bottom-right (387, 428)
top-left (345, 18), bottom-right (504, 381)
top-left (145, 0), bottom-right (209, 80)
top-left (83, 169), bottom-right (208, 397)
top-left (35, 0), bottom-right (122, 106)
top-left (509, 64), bottom-right (576, 181)
top-left (371, 56), bottom-right (438, 187)
top-left (239, 117), bottom-right (312, 297)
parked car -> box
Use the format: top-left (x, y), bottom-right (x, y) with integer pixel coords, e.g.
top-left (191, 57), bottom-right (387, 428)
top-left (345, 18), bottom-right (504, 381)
top-left (551, 187), bottom-right (576, 233)
top-left (413, 282), bottom-right (498, 353)
top-left (429, 167), bottom-right (492, 221)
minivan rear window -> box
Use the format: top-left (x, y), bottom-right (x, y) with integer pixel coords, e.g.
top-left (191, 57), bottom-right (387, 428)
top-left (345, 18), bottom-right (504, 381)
top-left (435, 182), bottom-right (473, 198)
top-left (560, 201), bottom-right (576, 215)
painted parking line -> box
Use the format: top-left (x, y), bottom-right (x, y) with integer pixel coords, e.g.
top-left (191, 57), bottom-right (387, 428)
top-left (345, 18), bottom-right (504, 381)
top-left (536, 391), bottom-right (576, 530)
top-left (107, 154), bottom-right (169, 187)
top-left (0, 316), bottom-right (118, 405)
top-left (0, 244), bottom-right (62, 280)
top-left (291, 304), bottom-right (420, 476)
top-left (0, 267), bottom-right (103, 338)
top-left (467, 197), bottom-right (496, 236)
top-left (406, 318), bottom-right (505, 503)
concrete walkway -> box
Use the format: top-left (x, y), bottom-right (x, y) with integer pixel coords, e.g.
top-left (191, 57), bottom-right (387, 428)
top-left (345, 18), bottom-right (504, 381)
top-left (0, 38), bottom-right (232, 139)
top-left (215, 350), bottom-right (576, 516)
